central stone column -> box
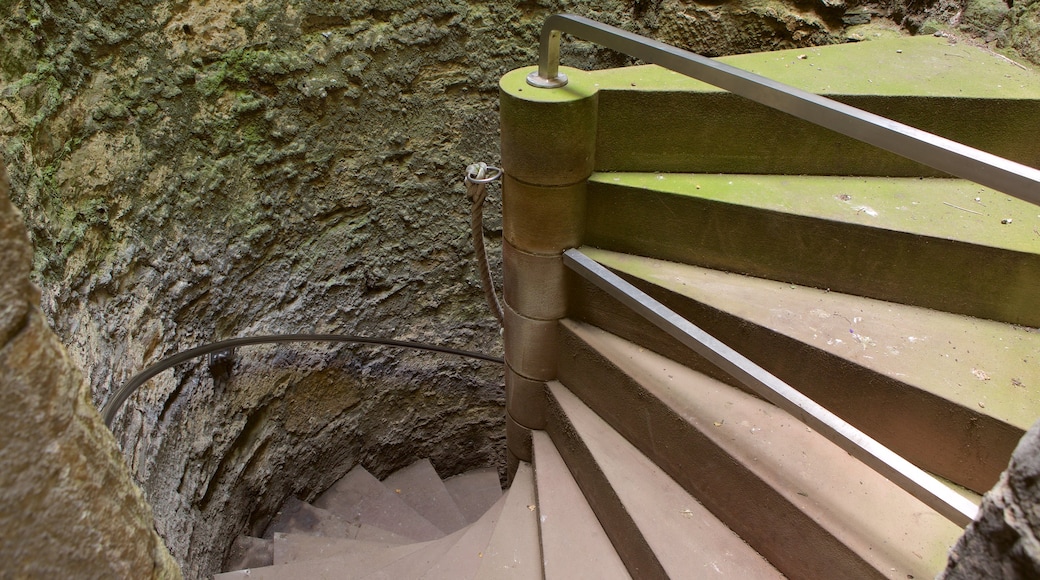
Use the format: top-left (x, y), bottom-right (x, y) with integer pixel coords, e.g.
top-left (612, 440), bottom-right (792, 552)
top-left (498, 66), bottom-right (598, 475)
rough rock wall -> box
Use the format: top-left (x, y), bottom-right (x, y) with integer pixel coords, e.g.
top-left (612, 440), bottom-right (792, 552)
top-left (0, 0), bottom-right (933, 578)
top-left (941, 418), bottom-right (1040, 579)
top-left (0, 161), bottom-right (182, 579)
top-left (922, 0), bottom-right (1040, 66)
top-left (993, 0), bottom-right (1040, 65)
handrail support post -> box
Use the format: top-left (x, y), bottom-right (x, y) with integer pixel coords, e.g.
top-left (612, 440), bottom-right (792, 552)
top-left (527, 29), bottom-right (568, 88)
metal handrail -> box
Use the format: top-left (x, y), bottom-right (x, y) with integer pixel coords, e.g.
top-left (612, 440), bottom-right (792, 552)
top-left (564, 248), bottom-right (979, 527)
top-left (528, 13), bottom-right (1040, 206)
top-left (101, 334), bottom-right (503, 427)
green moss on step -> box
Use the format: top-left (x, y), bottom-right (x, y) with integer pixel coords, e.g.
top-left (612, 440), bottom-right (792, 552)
top-left (591, 173), bottom-right (1040, 254)
top-left (585, 173), bottom-right (1040, 328)
top-left (589, 36), bottom-right (1040, 99)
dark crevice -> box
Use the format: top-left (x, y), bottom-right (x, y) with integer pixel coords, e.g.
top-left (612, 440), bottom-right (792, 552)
top-left (0, 306), bottom-right (32, 354)
top-left (198, 404), bottom-right (275, 510)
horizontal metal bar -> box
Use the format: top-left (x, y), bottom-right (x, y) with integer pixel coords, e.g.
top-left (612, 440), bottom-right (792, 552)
top-left (535, 13), bottom-right (1040, 207)
top-left (563, 248), bottom-right (979, 527)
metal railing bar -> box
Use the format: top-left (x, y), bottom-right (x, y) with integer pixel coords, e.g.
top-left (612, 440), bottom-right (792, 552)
top-left (101, 334), bottom-right (503, 428)
top-left (563, 248), bottom-right (979, 527)
top-left (532, 14), bottom-right (1040, 207)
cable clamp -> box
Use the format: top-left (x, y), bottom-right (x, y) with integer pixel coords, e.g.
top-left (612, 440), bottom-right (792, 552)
top-left (465, 163), bottom-right (502, 185)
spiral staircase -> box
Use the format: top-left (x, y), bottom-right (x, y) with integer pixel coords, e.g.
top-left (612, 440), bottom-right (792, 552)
top-left (215, 17), bottom-right (1040, 580)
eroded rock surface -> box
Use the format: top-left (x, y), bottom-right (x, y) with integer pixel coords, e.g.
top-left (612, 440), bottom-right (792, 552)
top-left (1001, 0), bottom-right (1040, 65)
top-left (0, 161), bottom-right (181, 579)
top-left (941, 418), bottom-right (1040, 579)
top-left (923, 0), bottom-right (1040, 66)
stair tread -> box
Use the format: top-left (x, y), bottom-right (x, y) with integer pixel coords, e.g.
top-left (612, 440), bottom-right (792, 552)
top-left (590, 173), bottom-right (1040, 256)
top-left (213, 533), bottom-right (441, 580)
top-left (558, 319), bottom-right (963, 578)
top-left (547, 381), bottom-right (782, 579)
top-left (263, 497), bottom-right (358, 539)
top-left (223, 535), bottom-right (273, 572)
top-left (272, 533), bottom-right (400, 565)
top-left (586, 247), bottom-right (1039, 430)
top-left (589, 35), bottom-right (1040, 100)
top-left (573, 33), bottom-right (1040, 178)
top-left (381, 458), bottom-right (468, 534)
top-left (579, 246), bottom-right (1037, 492)
top-left (442, 467), bottom-right (502, 524)
top-left (313, 465), bottom-right (444, 542)
top-left (531, 431), bottom-right (631, 579)
top-left (584, 173), bottom-right (1040, 328)
top-left (475, 461), bottom-right (542, 579)
top-left (358, 524), bottom-right (472, 580)
top-left (355, 523), bottom-right (417, 545)
top-left (420, 492), bottom-right (508, 579)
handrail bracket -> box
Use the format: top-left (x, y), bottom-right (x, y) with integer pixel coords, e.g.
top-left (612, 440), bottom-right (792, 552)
top-left (527, 29), bottom-right (569, 88)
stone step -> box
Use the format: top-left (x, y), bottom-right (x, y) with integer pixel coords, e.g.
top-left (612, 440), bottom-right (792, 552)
top-left (354, 523), bottom-right (416, 545)
top-left (224, 536), bottom-right (273, 571)
top-left (272, 533), bottom-right (400, 565)
top-left (572, 247), bottom-right (1040, 493)
top-left (213, 533), bottom-right (441, 580)
top-left (420, 493), bottom-right (508, 579)
top-left (586, 35), bottom-right (1040, 175)
top-left (313, 465), bottom-right (444, 542)
top-left (554, 318), bottom-right (964, 578)
top-left (475, 461), bottom-right (542, 579)
top-left (545, 381), bottom-right (782, 579)
top-left (263, 497), bottom-right (358, 539)
top-left (442, 467), bottom-right (503, 525)
top-left (584, 173), bottom-right (1040, 327)
top-left (356, 525), bottom-right (472, 579)
top-left (531, 431), bottom-right (630, 579)
top-left (218, 464), bottom-right (509, 578)
top-left (381, 458), bottom-right (468, 534)
top-left (218, 521), bottom-right (480, 579)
